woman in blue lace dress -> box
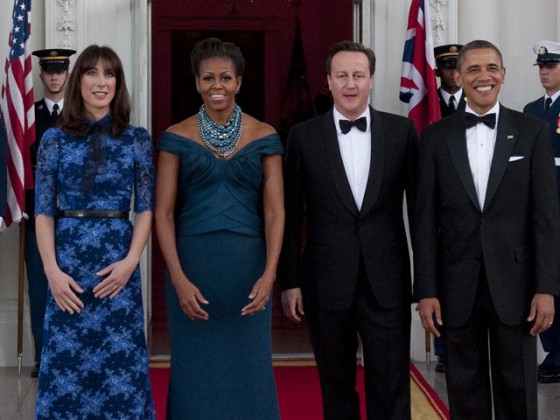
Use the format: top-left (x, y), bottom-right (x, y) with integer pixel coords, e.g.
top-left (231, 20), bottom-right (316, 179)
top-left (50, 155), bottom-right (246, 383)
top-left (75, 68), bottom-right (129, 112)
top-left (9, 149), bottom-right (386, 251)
top-left (34, 45), bottom-right (155, 419)
top-left (155, 38), bottom-right (284, 419)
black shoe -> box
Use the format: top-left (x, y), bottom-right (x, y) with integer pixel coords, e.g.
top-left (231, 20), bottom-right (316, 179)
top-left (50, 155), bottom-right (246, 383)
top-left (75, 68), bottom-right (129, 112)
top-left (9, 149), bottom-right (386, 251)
top-left (537, 365), bottom-right (560, 383)
top-left (31, 363), bottom-right (39, 378)
top-left (435, 357), bottom-right (447, 373)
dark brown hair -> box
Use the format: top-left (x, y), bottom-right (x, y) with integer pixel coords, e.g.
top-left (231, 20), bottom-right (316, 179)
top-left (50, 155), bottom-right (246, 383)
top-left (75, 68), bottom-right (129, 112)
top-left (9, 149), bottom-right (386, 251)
top-left (60, 45), bottom-right (131, 137)
top-left (190, 37), bottom-right (245, 77)
top-left (325, 41), bottom-right (376, 76)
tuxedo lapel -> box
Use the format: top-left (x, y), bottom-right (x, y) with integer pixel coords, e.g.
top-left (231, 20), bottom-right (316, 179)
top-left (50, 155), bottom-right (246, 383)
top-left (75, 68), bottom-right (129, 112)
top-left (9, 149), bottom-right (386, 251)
top-left (322, 111), bottom-right (359, 216)
top-left (446, 114), bottom-right (481, 211)
top-left (484, 106), bottom-right (518, 210)
top-left (457, 92), bottom-right (467, 113)
top-left (360, 107), bottom-right (383, 216)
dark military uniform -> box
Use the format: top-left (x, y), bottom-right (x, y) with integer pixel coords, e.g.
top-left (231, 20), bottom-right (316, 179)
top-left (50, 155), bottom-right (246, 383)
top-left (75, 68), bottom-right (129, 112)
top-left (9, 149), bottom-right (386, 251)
top-left (431, 44), bottom-right (467, 373)
top-left (524, 40), bottom-right (560, 384)
top-left (26, 48), bottom-right (75, 376)
top-left (434, 44), bottom-right (466, 118)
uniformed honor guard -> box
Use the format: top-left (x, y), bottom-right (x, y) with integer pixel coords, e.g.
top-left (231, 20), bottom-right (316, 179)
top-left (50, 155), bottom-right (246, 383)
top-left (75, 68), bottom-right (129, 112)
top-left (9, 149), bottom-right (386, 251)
top-left (27, 48), bottom-right (75, 378)
top-left (523, 40), bottom-right (560, 384)
top-left (434, 44), bottom-right (466, 118)
top-left (430, 43), bottom-right (465, 374)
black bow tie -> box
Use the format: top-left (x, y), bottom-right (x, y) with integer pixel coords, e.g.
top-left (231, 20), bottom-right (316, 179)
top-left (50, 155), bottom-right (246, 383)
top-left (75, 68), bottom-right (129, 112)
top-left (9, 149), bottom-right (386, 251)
top-left (463, 112), bottom-right (496, 129)
top-left (339, 117), bottom-right (367, 134)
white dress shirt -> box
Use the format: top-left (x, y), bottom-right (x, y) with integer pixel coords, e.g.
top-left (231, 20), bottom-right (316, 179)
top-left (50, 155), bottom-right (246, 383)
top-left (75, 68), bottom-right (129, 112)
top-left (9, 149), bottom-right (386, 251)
top-left (333, 107), bottom-right (371, 210)
top-left (43, 97), bottom-right (64, 114)
top-left (544, 90), bottom-right (560, 109)
top-left (465, 102), bottom-right (500, 210)
top-left (440, 88), bottom-right (463, 109)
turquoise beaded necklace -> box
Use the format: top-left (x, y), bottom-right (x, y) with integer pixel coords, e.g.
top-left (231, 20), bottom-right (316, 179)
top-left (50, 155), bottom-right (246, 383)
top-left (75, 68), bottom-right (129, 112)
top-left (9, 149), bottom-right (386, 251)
top-left (198, 104), bottom-right (243, 158)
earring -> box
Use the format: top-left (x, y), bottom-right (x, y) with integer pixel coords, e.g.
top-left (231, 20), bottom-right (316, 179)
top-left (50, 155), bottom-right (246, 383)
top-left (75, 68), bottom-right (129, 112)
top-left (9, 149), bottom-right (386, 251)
top-left (235, 90), bottom-right (239, 94)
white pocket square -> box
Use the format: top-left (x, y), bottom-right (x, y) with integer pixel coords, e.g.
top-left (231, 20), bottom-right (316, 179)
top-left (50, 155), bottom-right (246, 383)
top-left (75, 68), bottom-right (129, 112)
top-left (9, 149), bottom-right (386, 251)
top-left (509, 156), bottom-right (524, 162)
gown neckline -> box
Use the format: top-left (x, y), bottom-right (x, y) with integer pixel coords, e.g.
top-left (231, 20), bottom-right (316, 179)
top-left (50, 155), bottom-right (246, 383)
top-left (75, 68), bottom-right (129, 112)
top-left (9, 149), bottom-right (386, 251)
top-left (162, 131), bottom-right (279, 161)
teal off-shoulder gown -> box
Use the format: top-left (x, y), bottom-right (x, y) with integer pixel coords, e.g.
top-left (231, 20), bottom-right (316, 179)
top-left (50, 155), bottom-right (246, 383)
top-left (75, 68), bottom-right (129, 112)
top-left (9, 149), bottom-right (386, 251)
top-left (158, 132), bottom-right (283, 420)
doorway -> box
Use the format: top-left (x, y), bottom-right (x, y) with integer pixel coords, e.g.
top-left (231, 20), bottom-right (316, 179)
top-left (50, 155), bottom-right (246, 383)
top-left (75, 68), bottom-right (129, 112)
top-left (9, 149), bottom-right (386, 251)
top-left (150, 0), bottom-right (354, 359)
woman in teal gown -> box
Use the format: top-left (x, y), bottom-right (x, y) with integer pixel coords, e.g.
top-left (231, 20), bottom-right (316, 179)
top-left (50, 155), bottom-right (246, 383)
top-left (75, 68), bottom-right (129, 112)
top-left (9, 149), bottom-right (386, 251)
top-left (155, 38), bottom-right (284, 419)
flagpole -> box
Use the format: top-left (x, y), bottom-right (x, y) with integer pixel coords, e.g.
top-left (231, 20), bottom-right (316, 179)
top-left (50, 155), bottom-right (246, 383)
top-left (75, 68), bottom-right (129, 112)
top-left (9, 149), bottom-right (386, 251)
top-left (0, 0), bottom-right (35, 376)
top-left (425, 330), bottom-right (431, 372)
top-left (17, 218), bottom-right (26, 376)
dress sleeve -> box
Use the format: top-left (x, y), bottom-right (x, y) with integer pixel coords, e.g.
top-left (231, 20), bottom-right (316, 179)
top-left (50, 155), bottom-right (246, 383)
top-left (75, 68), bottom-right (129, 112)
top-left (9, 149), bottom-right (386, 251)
top-left (133, 127), bottom-right (155, 213)
top-left (34, 128), bottom-right (59, 217)
top-left (157, 132), bottom-right (183, 155)
top-left (254, 133), bottom-right (285, 157)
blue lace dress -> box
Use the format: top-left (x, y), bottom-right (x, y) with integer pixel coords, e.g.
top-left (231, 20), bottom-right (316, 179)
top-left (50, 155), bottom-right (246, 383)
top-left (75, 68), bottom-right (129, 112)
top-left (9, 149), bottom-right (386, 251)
top-left (34, 115), bottom-right (155, 419)
top-left (158, 133), bottom-right (283, 420)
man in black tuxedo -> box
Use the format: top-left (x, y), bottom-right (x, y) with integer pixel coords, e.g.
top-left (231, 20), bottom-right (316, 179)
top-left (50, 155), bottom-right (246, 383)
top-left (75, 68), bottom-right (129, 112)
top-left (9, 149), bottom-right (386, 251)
top-left (414, 40), bottom-right (560, 419)
top-left (435, 44), bottom-right (466, 118)
top-left (524, 40), bottom-right (560, 384)
top-left (26, 48), bottom-right (75, 377)
top-left (280, 41), bottom-right (418, 419)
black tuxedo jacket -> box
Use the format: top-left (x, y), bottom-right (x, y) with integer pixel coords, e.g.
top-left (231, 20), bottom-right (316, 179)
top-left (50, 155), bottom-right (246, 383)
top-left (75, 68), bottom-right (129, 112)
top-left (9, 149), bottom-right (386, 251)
top-left (438, 89), bottom-right (466, 118)
top-left (413, 105), bottom-right (560, 327)
top-left (280, 106), bottom-right (418, 312)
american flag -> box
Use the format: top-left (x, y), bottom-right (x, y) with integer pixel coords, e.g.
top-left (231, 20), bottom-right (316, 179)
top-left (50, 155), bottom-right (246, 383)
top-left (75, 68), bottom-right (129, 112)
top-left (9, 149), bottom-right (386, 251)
top-left (0, 115), bottom-right (7, 221)
top-left (399, 0), bottom-right (440, 134)
top-left (0, 0), bottom-right (35, 230)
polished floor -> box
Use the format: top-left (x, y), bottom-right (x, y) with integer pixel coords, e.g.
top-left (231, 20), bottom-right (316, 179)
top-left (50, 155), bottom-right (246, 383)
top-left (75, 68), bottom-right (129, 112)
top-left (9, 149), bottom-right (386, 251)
top-left (1, 362), bottom-right (559, 419)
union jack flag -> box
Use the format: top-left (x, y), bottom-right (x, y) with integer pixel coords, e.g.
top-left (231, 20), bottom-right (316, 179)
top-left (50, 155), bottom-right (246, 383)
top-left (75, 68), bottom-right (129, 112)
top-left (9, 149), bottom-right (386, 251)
top-left (0, 0), bottom-right (35, 230)
top-left (400, 0), bottom-right (440, 134)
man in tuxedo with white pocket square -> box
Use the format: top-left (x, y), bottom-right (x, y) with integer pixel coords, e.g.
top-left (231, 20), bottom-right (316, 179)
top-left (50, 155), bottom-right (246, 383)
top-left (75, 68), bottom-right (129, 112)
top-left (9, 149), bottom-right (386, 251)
top-left (414, 40), bottom-right (560, 419)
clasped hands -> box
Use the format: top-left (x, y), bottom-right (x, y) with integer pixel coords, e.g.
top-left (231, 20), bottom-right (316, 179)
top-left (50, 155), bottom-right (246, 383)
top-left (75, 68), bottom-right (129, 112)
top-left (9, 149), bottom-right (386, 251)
top-left (46, 257), bottom-right (137, 314)
top-left (174, 274), bottom-right (274, 320)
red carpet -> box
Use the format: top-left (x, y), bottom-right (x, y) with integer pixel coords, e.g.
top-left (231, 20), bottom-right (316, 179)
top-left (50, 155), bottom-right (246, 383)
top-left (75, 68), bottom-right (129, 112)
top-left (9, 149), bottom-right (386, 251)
top-left (150, 362), bottom-right (449, 419)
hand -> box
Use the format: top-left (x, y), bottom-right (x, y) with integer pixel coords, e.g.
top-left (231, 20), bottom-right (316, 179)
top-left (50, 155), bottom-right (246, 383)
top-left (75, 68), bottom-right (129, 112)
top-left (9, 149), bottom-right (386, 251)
top-left (282, 288), bottom-right (305, 322)
top-left (241, 274), bottom-right (274, 316)
top-left (527, 293), bottom-right (555, 336)
top-left (93, 257), bottom-right (137, 299)
top-left (45, 266), bottom-right (84, 314)
top-left (418, 297), bottom-right (443, 337)
top-left (173, 276), bottom-right (209, 320)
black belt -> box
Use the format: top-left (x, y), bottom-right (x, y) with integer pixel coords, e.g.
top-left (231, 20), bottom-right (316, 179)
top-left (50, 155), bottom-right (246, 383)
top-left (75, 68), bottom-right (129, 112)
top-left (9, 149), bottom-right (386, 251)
top-left (59, 210), bottom-right (129, 219)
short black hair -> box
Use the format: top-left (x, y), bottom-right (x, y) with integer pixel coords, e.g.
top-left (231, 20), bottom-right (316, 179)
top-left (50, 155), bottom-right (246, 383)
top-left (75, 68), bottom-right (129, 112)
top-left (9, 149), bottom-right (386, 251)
top-left (190, 37), bottom-right (245, 77)
top-left (457, 40), bottom-right (504, 70)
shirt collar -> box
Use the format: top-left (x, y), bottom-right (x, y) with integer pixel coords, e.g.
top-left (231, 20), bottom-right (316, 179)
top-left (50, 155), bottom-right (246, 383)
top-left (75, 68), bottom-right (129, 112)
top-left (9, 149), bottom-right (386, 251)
top-left (332, 106), bottom-right (370, 135)
top-left (545, 91), bottom-right (560, 104)
top-left (43, 97), bottom-right (64, 113)
top-left (465, 101), bottom-right (500, 119)
top-left (439, 88), bottom-right (462, 104)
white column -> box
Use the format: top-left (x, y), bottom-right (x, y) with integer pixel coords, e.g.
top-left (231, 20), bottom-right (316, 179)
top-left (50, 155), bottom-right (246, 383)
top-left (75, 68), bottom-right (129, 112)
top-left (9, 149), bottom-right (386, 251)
top-left (131, 0), bottom-right (152, 343)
